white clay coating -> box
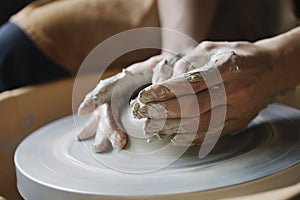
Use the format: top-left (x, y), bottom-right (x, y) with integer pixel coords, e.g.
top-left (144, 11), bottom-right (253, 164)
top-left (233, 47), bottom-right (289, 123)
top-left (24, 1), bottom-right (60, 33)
top-left (78, 69), bottom-right (152, 115)
top-left (120, 104), bottom-right (148, 139)
top-left (120, 103), bottom-right (174, 151)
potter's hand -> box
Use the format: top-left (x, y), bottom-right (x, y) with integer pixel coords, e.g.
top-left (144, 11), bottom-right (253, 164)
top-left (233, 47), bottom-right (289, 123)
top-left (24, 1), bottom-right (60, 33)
top-left (133, 41), bottom-right (279, 146)
top-left (77, 56), bottom-right (163, 152)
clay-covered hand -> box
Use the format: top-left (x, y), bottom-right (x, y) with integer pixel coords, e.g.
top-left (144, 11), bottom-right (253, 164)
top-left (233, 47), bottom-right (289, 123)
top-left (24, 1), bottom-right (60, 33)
top-left (77, 55), bottom-right (163, 152)
top-left (132, 41), bottom-right (280, 146)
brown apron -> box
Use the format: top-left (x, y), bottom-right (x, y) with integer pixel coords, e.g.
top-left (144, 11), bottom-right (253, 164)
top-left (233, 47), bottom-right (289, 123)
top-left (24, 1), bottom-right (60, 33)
top-left (10, 0), bottom-right (297, 74)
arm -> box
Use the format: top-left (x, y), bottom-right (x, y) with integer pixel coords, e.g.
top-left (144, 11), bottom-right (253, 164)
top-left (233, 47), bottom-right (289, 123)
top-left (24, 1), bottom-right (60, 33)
top-left (255, 26), bottom-right (300, 94)
top-left (157, 0), bottom-right (218, 55)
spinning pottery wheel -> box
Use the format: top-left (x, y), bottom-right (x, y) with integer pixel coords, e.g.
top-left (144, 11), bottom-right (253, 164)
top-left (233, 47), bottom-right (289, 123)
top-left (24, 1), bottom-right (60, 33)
top-left (15, 104), bottom-right (300, 199)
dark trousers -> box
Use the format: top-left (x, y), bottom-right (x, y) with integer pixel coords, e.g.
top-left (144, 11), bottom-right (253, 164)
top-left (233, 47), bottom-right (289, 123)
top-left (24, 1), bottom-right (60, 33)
top-left (0, 22), bottom-right (70, 92)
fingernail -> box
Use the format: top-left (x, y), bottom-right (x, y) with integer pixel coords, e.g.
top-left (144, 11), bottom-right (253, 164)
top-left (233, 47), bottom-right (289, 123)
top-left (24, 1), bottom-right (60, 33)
top-left (131, 101), bottom-right (167, 119)
top-left (131, 100), bottom-right (143, 119)
top-left (139, 88), bottom-right (156, 103)
top-left (139, 85), bottom-right (172, 103)
top-left (155, 85), bottom-right (171, 99)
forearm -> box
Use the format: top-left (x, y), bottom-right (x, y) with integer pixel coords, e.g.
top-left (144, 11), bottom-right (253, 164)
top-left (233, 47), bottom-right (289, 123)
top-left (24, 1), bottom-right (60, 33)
top-left (157, 0), bottom-right (218, 55)
top-left (255, 26), bottom-right (300, 94)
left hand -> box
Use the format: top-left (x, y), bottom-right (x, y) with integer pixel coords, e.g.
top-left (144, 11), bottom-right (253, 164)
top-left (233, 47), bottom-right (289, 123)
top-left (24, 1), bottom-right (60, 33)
top-left (77, 55), bottom-right (163, 152)
top-left (132, 41), bottom-right (280, 146)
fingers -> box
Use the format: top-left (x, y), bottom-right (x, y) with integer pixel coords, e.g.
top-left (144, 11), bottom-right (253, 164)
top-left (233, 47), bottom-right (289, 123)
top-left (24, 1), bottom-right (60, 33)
top-left (133, 85), bottom-right (226, 119)
top-left (138, 77), bottom-right (208, 104)
top-left (144, 105), bottom-right (227, 136)
top-left (126, 55), bottom-right (163, 75)
top-left (92, 119), bottom-right (110, 152)
top-left (172, 51), bottom-right (209, 77)
top-left (78, 71), bottom-right (128, 115)
top-left (92, 104), bottom-right (127, 152)
top-left (78, 103), bottom-right (128, 153)
top-left (142, 103), bottom-right (242, 147)
top-left (105, 104), bottom-right (127, 150)
top-left (152, 54), bottom-right (183, 83)
top-left (78, 55), bottom-right (161, 115)
top-left (77, 94), bottom-right (97, 116)
top-left (169, 120), bottom-right (238, 147)
top-left (108, 129), bottom-right (127, 150)
top-left (76, 105), bottom-right (111, 152)
top-left (77, 108), bottom-right (101, 140)
top-left (171, 111), bottom-right (257, 147)
top-left (152, 59), bottom-right (174, 83)
top-left (78, 55), bottom-right (165, 152)
top-left (144, 118), bottom-right (205, 138)
top-left (139, 50), bottom-right (240, 104)
top-left (138, 65), bottom-right (226, 104)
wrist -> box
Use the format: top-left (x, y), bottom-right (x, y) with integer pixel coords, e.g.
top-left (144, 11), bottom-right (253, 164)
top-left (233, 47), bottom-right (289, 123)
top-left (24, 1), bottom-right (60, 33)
top-left (161, 36), bottom-right (198, 57)
top-left (254, 39), bottom-right (286, 96)
top-left (254, 29), bottom-right (300, 96)
top-left (161, 45), bottom-right (195, 58)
